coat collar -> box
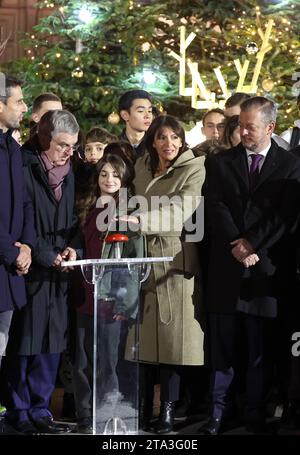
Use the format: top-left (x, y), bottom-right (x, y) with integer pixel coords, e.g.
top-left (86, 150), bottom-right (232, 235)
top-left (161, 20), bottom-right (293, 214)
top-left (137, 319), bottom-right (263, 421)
top-left (138, 148), bottom-right (200, 192)
top-left (119, 128), bottom-right (146, 156)
top-left (22, 142), bottom-right (72, 205)
top-left (0, 128), bottom-right (16, 149)
top-left (227, 144), bottom-right (249, 192)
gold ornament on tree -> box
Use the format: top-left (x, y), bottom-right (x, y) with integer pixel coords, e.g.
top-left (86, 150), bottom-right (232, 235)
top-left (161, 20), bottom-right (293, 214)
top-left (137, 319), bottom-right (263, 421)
top-left (108, 112), bottom-right (120, 125)
top-left (71, 67), bottom-right (83, 78)
top-left (141, 42), bottom-right (151, 52)
top-left (261, 77), bottom-right (274, 92)
top-left (246, 42), bottom-right (258, 55)
top-left (133, 54), bottom-right (139, 66)
top-left (154, 104), bottom-right (165, 116)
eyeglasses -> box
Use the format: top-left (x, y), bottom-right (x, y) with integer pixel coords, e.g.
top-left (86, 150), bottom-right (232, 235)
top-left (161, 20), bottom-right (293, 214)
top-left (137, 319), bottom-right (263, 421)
top-left (52, 139), bottom-right (80, 153)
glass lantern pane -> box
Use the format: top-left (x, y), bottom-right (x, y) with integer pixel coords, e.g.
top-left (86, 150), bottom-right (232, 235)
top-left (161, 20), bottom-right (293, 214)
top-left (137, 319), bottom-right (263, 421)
top-left (93, 264), bottom-right (140, 435)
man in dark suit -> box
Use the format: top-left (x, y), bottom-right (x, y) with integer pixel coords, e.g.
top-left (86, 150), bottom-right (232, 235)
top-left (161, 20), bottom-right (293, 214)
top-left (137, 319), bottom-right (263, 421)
top-left (0, 73), bottom-right (35, 433)
top-left (201, 96), bottom-right (300, 434)
top-left (0, 74), bottom-right (35, 364)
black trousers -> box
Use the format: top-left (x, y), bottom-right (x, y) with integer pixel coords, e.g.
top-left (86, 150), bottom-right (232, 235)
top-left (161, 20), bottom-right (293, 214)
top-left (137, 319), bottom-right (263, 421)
top-left (208, 312), bottom-right (275, 422)
top-left (72, 312), bottom-right (121, 420)
top-left (139, 363), bottom-right (181, 404)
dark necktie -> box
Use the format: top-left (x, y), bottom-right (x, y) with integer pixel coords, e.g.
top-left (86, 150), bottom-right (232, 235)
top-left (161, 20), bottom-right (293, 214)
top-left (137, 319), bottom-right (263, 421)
top-left (249, 153), bottom-right (263, 189)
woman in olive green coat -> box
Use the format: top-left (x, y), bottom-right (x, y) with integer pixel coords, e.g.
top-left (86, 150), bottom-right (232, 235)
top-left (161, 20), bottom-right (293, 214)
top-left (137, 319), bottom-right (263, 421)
top-left (121, 115), bottom-right (206, 433)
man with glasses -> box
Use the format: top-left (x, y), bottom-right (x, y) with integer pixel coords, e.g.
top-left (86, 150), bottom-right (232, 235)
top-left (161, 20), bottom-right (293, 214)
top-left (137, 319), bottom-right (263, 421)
top-left (201, 96), bottom-right (300, 435)
top-left (201, 108), bottom-right (226, 142)
top-left (4, 110), bottom-right (81, 434)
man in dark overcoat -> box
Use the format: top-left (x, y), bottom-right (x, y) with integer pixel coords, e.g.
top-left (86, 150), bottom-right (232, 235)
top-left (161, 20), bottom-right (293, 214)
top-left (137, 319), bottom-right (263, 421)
top-left (201, 96), bottom-right (300, 434)
top-left (0, 73), bottom-right (35, 372)
top-left (4, 109), bottom-right (81, 434)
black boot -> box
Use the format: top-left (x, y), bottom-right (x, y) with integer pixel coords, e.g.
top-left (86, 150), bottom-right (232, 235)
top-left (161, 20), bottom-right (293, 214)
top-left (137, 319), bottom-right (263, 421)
top-left (198, 417), bottom-right (222, 435)
top-left (155, 401), bottom-right (175, 434)
top-left (139, 394), bottom-right (154, 431)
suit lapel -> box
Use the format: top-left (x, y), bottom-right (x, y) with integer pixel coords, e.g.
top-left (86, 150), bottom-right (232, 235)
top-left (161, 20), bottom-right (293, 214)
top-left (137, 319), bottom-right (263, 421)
top-left (255, 142), bottom-right (280, 191)
top-left (228, 145), bottom-right (250, 193)
top-left (228, 141), bottom-right (282, 194)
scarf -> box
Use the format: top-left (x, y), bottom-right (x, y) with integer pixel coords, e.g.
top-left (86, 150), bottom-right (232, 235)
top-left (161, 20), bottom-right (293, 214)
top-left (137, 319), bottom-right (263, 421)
top-left (40, 151), bottom-right (70, 201)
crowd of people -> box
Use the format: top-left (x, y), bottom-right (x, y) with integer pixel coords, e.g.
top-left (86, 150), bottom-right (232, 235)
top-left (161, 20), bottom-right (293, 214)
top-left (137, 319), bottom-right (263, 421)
top-left (1, 71), bottom-right (300, 436)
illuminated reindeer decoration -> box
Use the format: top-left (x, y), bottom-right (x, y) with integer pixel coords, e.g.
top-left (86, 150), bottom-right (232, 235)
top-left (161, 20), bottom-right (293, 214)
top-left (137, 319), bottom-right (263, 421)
top-left (169, 20), bottom-right (274, 110)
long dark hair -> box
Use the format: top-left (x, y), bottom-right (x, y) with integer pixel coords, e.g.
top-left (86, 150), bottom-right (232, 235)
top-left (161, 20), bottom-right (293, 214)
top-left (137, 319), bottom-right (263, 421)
top-left (104, 141), bottom-right (136, 165)
top-left (144, 115), bottom-right (187, 175)
top-left (76, 153), bottom-right (134, 228)
top-left (222, 115), bottom-right (239, 148)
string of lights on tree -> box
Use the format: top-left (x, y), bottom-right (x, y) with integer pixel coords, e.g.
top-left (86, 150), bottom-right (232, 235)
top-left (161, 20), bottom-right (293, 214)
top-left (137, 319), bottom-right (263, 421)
top-left (3, 0), bottom-right (300, 132)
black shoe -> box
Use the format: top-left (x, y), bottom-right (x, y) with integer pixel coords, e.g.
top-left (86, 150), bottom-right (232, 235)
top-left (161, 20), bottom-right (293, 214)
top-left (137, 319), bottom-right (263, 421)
top-left (198, 417), bottom-right (222, 435)
top-left (154, 401), bottom-right (175, 434)
top-left (61, 393), bottom-right (76, 421)
top-left (76, 417), bottom-right (93, 434)
top-left (33, 416), bottom-right (71, 434)
top-left (11, 420), bottom-right (41, 435)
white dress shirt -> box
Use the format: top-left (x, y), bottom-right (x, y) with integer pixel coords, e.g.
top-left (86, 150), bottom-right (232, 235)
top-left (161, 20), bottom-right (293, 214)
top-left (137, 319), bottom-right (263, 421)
top-left (246, 143), bottom-right (271, 172)
top-left (280, 119), bottom-right (300, 145)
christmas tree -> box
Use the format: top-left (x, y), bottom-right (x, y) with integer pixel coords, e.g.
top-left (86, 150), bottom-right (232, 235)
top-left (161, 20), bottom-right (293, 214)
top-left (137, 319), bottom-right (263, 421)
top-left (3, 0), bottom-right (300, 133)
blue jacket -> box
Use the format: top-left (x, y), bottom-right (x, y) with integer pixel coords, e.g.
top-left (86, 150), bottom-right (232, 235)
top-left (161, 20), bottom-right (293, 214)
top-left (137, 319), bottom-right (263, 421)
top-left (0, 129), bottom-right (36, 311)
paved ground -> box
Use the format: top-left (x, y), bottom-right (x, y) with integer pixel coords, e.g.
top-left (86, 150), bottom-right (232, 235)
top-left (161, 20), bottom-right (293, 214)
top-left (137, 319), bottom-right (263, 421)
top-left (2, 387), bottom-right (295, 436)
top-left (1, 414), bottom-right (299, 436)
